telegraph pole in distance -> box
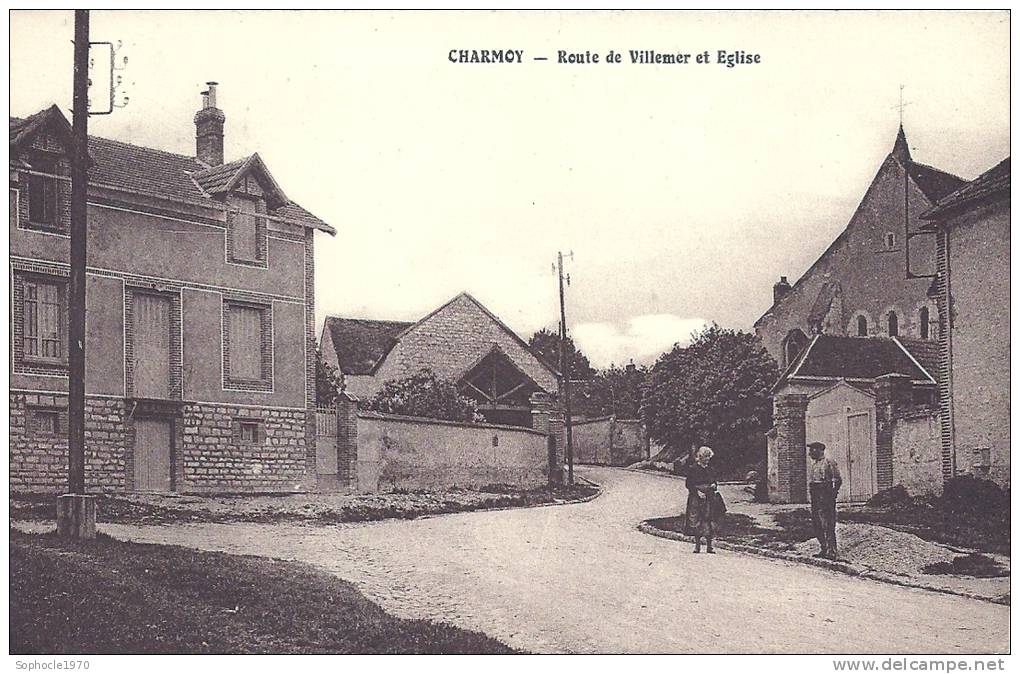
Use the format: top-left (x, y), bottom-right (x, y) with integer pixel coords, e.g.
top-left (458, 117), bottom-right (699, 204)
top-left (58, 9), bottom-right (96, 539)
top-left (556, 251), bottom-right (575, 486)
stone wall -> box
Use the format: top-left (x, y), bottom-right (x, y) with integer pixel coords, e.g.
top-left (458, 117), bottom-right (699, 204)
top-left (10, 392), bottom-right (128, 494)
top-left (891, 408), bottom-right (942, 496)
top-left (179, 403), bottom-right (308, 493)
top-left (355, 411), bottom-right (549, 492)
top-left (10, 391), bottom-right (310, 495)
top-left (571, 416), bottom-right (649, 466)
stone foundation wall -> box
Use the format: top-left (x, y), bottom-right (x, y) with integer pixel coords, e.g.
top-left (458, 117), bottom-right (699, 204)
top-left (10, 391), bottom-right (311, 494)
top-left (10, 392), bottom-right (128, 494)
top-left (179, 403), bottom-right (309, 493)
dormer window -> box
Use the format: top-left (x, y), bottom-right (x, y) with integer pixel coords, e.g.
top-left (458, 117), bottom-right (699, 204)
top-left (226, 195), bottom-right (267, 266)
top-left (27, 154), bottom-right (60, 230)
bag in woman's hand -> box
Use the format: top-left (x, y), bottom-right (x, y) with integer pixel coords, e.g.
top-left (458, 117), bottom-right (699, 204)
top-left (712, 491), bottom-right (727, 516)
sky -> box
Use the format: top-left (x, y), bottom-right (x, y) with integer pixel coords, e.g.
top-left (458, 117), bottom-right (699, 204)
top-left (9, 10), bottom-right (1010, 368)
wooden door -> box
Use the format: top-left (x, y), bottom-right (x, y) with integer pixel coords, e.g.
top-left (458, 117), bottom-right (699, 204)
top-left (134, 293), bottom-right (171, 399)
top-left (134, 418), bottom-right (172, 492)
top-left (847, 412), bottom-right (875, 501)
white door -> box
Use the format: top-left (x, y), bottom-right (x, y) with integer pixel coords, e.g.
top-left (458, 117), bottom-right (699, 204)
top-left (134, 293), bottom-right (171, 399)
top-left (134, 418), bottom-right (172, 492)
top-left (847, 412), bottom-right (876, 501)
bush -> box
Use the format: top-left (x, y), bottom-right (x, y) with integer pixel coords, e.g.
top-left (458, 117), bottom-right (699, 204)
top-left (364, 369), bottom-right (482, 423)
top-left (939, 475), bottom-right (1009, 516)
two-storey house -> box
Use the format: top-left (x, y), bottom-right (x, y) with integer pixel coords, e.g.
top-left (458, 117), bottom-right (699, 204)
top-left (10, 84), bottom-right (335, 493)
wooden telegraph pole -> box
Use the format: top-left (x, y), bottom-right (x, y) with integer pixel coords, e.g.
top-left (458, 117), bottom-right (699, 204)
top-left (556, 251), bottom-right (575, 486)
top-left (57, 9), bottom-right (96, 539)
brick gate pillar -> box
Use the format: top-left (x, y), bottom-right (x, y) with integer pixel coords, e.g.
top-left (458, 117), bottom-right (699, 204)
top-left (874, 373), bottom-right (913, 492)
top-left (771, 393), bottom-right (809, 503)
top-left (336, 392), bottom-right (359, 491)
top-left (531, 392), bottom-right (563, 485)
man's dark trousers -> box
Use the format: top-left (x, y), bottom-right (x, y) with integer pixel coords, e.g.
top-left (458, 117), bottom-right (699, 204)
top-left (810, 482), bottom-right (837, 556)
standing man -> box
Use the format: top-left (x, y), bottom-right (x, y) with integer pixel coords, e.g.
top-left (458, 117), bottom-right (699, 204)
top-left (807, 441), bottom-right (842, 560)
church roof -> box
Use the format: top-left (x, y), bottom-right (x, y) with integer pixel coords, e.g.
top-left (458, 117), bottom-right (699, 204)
top-left (778, 335), bottom-right (935, 388)
top-left (322, 317), bottom-right (413, 375)
top-left (10, 107), bottom-right (334, 234)
top-left (907, 161), bottom-right (969, 204)
top-left (922, 157), bottom-right (1010, 222)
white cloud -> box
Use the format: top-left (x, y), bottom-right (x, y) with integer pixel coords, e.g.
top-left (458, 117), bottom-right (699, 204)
top-left (572, 315), bottom-right (711, 369)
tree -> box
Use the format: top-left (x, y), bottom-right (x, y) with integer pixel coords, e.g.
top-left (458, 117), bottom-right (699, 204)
top-left (528, 328), bottom-right (595, 380)
top-left (363, 368), bottom-right (482, 423)
top-left (582, 364), bottom-right (647, 419)
top-left (315, 347), bottom-right (344, 407)
top-left (641, 325), bottom-right (779, 476)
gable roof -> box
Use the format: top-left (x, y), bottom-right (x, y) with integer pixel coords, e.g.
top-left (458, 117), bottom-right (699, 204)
top-left (10, 107), bottom-right (334, 235)
top-left (754, 130), bottom-right (966, 329)
top-left (777, 334), bottom-right (935, 389)
top-left (921, 157), bottom-right (1010, 222)
top-left (10, 105), bottom-right (92, 166)
top-left (192, 152), bottom-right (289, 209)
top-left (323, 292), bottom-right (561, 379)
top-left (323, 317), bottom-right (413, 375)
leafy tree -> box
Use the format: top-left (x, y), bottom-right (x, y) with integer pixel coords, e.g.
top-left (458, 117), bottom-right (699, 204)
top-left (528, 328), bottom-right (595, 380)
top-left (364, 369), bottom-right (482, 423)
top-left (641, 325), bottom-right (779, 475)
top-left (315, 347), bottom-right (344, 407)
top-left (581, 364), bottom-right (647, 419)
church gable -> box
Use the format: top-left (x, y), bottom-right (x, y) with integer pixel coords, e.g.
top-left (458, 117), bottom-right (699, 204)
top-left (754, 128), bottom-right (965, 363)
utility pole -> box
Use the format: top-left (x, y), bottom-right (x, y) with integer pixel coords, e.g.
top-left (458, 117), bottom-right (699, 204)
top-left (58, 9), bottom-right (95, 539)
top-left (555, 251), bottom-right (575, 486)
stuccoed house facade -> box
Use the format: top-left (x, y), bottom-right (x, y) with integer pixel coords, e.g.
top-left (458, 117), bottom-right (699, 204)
top-left (10, 84), bottom-right (335, 494)
top-left (921, 157), bottom-right (1010, 487)
top-left (318, 292), bottom-right (568, 488)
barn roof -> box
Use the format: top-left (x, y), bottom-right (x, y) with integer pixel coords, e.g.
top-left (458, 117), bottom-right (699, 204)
top-left (322, 317), bottom-right (413, 375)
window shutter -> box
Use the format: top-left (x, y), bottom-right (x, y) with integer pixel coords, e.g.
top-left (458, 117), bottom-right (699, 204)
top-left (229, 305), bottom-right (263, 380)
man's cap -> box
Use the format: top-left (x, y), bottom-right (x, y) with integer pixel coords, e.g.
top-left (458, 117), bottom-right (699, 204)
top-left (807, 442), bottom-right (827, 451)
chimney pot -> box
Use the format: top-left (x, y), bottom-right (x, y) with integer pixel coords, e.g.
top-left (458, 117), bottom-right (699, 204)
top-left (773, 275), bottom-right (792, 305)
top-left (194, 82), bottom-right (225, 166)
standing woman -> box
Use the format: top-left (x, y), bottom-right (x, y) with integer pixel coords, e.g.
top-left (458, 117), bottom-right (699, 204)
top-left (685, 446), bottom-right (718, 553)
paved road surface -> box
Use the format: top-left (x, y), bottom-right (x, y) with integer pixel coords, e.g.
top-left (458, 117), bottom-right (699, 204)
top-left (98, 467), bottom-right (1009, 653)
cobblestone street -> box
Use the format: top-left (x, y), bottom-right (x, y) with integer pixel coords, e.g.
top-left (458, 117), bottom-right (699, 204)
top-left (92, 467), bottom-right (1008, 654)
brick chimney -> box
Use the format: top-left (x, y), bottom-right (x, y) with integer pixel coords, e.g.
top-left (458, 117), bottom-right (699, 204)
top-left (194, 81), bottom-right (225, 166)
top-left (773, 276), bottom-right (792, 305)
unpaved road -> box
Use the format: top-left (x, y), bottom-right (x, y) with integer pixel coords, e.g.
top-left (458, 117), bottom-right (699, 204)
top-left (91, 467), bottom-right (1008, 653)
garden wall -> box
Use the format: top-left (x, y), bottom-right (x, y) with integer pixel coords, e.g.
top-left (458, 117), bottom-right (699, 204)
top-left (571, 416), bottom-right (650, 466)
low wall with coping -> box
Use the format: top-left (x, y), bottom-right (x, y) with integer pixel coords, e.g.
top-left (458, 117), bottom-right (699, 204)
top-left (354, 411), bottom-right (549, 492)
top-left (571, 416), bottom-right (650, 466)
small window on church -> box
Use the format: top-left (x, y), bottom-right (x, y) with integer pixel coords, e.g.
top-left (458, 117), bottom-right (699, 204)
top-left (919, 307), bottom-right (930, 340)
top-left (856, 315), bottom-right (867, 337)
top-left (884, 232), bottom-right (896, 250)
top-left (888, 312), bottom-right (899, 337)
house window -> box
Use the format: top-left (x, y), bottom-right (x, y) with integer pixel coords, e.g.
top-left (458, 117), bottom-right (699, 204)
top-left (856, 315), bottom-right (868, 337)
top-left (27, 155), bottom-right (60, 228)
top-left (919, 307), bottom-right (930, 340)
top-left (29, 408), bottom-right (61, 435)
top-left (224, 301), bottom-right (271, 387)
top-left (228, 196), bottom-right (264, 264)
top-left (884, 232), bottom-right (896, 250)
top-left (888, 311), bottom-right (899, 337)
top-left (23, 278), bottom-right (65, 363)
top-left (236, 420), bottom-right (264, 444)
